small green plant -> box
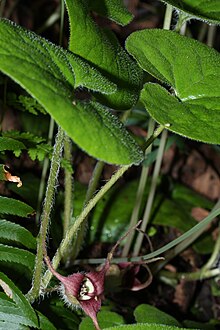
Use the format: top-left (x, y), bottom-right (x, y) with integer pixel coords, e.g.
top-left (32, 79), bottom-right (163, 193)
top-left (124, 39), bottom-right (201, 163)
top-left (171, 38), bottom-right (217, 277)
top-left (0, 0), bottom-right (220, 329)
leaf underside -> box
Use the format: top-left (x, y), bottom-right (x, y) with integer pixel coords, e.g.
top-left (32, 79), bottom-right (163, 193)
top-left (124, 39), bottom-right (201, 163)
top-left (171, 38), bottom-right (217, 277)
top-left (161, 0), bottom-right (220, 24)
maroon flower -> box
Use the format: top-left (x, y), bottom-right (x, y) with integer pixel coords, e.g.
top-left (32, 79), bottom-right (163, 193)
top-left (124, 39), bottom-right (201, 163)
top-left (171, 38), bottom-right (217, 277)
top-left (45, 256), bottom-right (110, 330)
top-left (106, 262), bottom-right (152, 292)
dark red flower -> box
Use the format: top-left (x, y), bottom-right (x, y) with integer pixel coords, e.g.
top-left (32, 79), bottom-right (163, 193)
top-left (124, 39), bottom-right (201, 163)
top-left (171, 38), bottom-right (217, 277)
top-left (45, 256), bottom-right (110, 330)
top-left (106, 262), bottom-right (152, 292)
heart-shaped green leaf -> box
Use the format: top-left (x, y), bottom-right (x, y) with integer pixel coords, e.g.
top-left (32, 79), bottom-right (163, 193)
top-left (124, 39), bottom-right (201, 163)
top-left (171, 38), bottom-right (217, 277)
top-left (0, 19), bottom-right (143, 164)
top-left (65, 0), bottom-right (143, 110)
top-left (126, 29), bottom-right (220, 144)
top-left (160, 0), bottom-right (220, 24)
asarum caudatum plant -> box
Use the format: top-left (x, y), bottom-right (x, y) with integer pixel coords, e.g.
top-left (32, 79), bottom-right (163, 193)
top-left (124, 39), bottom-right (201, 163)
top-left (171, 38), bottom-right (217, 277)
top-left (44, 254), bottom-right (110, 330)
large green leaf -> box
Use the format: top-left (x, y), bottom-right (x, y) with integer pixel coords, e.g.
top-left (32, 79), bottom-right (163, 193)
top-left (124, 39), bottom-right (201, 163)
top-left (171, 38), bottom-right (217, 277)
top-left (0, 273), bottom-right (38, 328)
top-left (161, 0), bottom-right (220, 24)
top-left (65, 0), bottom-right (143, 110)
top-left (88, 0), bottom-right (133, 26)
top-left (0, 244), bottom-right (35, 271)
top-left (126, 29), bottom-right (220, 144)
top-left (0, 197), bottom-right (34, 217)
top-left (0, 19), bottom-right (116, 95)
top-left (0, 19), bottom-right (143, 165)
top-left (134, 304), bottom-right (181, 327)
top-left (0, 220), bottom-right (36, 249)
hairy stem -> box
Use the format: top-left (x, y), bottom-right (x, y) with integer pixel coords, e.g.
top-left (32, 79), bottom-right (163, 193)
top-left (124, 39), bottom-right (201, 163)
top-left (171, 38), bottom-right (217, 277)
top-left (36, 118), bottom-right (55, 224)
top-left (41, 124), bottom-right (167, 288)
top-left (63, 135), bottom-right (73, 236)
top-left (26, 127), bottom-right (64, 302)
top-left (42, 164), bottom-right (129, 287)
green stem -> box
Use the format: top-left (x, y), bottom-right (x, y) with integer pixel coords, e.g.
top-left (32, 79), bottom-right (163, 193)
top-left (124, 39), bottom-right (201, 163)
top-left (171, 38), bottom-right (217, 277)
top-left (122, 118), bottom-right (155, 257)
top-left (36, 118), bottom-right (55, 224)
top-left (41, 124), bottom-right (166, 288)
top-left (72, 207), bottom-right (220, 265)
top-left (59, 0), bottom-right (65, 46)
top-left (133, 129), bottom-right (168, 256)
top-left (126, 5), bottom-right (172, 258)
top-left (42, 164), bottom-right (129, 288)
top-left (85, 161), bottom-right (105, 205)
top-left (174, 11), bottom-right (189, 33)
top-left (26, 127), bottom-right (64, 302)
top-left (201, 199), bottom-right (220, 272)
top-left (207, 25), bottom-right (216, 47)
top-left (159, 267), bottom-right (220, 283)
top-left (163, 4), bottom-right (173, 30)
top-left (63, 135), bottom-right (73, 236)
top-left (70, 161), bottom-right (104, 260)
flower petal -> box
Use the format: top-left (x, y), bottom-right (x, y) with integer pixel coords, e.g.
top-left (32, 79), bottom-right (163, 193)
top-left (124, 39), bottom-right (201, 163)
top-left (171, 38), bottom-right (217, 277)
top-left (80, 297), bottom-right (102, 330)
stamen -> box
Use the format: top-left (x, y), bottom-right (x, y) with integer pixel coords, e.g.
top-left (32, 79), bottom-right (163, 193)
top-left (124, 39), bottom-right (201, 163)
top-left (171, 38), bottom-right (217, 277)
top-left (79, 277), bottom-right (95, 300)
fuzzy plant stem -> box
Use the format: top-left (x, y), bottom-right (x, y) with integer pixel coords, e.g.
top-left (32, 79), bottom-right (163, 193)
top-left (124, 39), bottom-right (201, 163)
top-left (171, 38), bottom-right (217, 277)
top-left (122, 118), bottom-right (155, 257)
top-left (26, 127), bottom-right (64, 302)
top-left (41, 165), bottom-right (129, 288)
top-left (63, 135), bottom-right (73, 236)
top-left (41, 124), bottom-right (167, 289)
top-left (36, 118), bottom-right (55, 224)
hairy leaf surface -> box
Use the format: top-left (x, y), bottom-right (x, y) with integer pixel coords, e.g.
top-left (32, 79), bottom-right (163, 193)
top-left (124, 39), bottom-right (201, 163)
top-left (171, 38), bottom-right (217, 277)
top-left (0, 19), bottom-right (143, 164)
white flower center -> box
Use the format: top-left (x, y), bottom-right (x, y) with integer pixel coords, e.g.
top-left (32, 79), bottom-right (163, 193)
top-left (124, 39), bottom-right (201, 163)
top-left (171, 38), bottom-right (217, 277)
top-left (79, 277), bottom-right (95, 301)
